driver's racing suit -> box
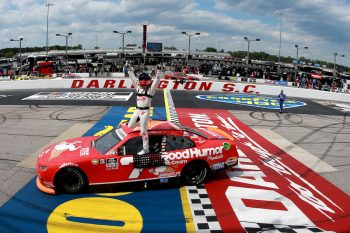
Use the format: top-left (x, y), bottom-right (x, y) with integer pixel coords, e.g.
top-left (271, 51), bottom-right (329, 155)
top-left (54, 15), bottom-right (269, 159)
top-left (128, 69), bottom-right (162, 155)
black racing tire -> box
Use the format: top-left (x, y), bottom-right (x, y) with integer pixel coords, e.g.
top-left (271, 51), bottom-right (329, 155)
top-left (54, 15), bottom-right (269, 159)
top-left (56, 168), bottom-right (88, 194)
top-left (182, 161), bottom-right (209, 186)
top-left (233, 158), bottom-right (239, 167)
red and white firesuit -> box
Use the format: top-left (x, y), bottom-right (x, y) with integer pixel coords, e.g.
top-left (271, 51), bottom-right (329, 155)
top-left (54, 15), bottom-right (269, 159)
top-left (128, 69), bottom-right (162, 155)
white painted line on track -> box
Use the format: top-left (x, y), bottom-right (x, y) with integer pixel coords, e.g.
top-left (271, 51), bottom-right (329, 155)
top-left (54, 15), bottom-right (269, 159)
top-left (253, 128), bottom-right (337, 173)
top-left (22, 92), bottom-right (133, 101)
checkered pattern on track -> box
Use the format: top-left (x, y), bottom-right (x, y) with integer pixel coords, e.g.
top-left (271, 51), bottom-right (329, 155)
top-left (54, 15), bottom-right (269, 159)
top-left (242, 222), bottom-right (327, 233)
top-left (165, 89), bottom-right (222, 232)
top-left (186, 185), bottom-right (222, 233)
top-left (165, 89), bottom-right (180, 124)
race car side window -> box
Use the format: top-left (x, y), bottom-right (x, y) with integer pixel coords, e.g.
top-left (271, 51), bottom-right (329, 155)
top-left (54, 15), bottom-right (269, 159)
top-left (120, 136), bottom-right (143, 155)
top-left (166, 136), bottom-right (194, 152)
top-left (119, 135), bottom-right (164, 155)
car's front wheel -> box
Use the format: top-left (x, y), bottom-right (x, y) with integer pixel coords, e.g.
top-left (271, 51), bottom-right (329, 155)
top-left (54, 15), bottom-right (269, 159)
top-left (182, 161), bottom-right (208, 186)
top-left (56, 168), bottom-right (88, 194)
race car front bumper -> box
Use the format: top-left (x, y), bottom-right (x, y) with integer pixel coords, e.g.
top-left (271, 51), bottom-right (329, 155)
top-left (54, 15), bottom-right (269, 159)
top-left (36, 176), bottom-right (56, 195)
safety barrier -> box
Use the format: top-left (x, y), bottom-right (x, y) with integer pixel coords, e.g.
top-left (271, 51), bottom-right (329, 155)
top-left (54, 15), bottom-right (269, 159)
top-left (1, 78), bottom-right (349, 103)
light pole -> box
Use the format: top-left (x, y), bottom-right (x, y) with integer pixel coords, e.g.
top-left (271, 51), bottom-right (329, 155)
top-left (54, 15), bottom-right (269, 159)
top-left (113, 30), bottom-right (132, 59)
top-left (45, 2), bottom-right (54, 55)
top-left (10, 37), bottom-right (23, 67)
top-left (182, 31), bottom-right (200, 64)
top-left (243, 37), bottom-right (260, 66)
top-left (276, 10), bottom-right (284, 63)
top-left (294, 44), bottom-right (308, 80)
top-left (56, 33), bottom-right (72, 72)
top-left (333, 53), bottom-right (345, 78)
top-left (171, 36), bottom-right (175, 48)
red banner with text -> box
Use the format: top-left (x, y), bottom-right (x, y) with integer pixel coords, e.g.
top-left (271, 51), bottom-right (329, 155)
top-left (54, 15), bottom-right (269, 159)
top-left (176, 108), bottom-right (350, 233)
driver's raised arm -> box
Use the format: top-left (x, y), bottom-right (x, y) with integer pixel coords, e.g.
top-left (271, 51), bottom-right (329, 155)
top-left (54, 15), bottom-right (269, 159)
top-left (128, 67), bottom-right (138, 87)
top-left (149, 66), bottom-right (163, 94)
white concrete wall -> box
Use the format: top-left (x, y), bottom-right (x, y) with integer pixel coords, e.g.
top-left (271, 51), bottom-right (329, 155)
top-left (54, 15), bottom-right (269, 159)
top-left (1, 78), bottom-right (349, 103)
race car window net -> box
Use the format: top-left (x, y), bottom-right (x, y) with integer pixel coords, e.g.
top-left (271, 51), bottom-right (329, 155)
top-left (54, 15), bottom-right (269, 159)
top-left (121, 136), bottom-right (163, 155)
top-left (173, 123), bottom-right (208, 139)
top-left (94, 128), bottom-right (124, 154)
top-left (166, 136), bottom-right (194, 151)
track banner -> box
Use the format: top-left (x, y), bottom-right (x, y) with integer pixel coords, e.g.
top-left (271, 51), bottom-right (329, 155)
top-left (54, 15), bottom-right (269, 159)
top-left (176, 108), bottom-right (350, 233)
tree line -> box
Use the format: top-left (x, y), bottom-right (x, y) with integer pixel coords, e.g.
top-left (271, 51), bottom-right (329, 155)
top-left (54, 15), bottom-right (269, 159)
top-left (204, 47), bottom-right (349, 72)
top-left (0, 44), bottom-right (83, 57)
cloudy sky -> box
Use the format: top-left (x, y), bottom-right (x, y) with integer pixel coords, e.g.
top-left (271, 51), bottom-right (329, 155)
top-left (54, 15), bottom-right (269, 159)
top-left (0, 0), bottom-right (349, 66)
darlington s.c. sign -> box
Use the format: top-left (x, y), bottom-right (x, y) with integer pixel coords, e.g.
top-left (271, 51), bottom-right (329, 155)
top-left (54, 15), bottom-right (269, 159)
top-left (68, 78), bottom-right (350, 103)
top-left (71, 79), bottom-right (260, 93)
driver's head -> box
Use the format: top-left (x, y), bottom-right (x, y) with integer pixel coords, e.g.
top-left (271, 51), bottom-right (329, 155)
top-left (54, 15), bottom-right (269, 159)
top-left (138, 73), bottom-right (151, 88)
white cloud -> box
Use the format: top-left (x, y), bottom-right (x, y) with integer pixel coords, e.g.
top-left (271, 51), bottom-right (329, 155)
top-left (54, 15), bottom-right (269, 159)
top-left (0, 0), bottom-right (349, 66)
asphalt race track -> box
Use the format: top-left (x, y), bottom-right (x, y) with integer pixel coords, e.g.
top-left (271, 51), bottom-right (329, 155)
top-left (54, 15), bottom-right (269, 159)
top-left (0, 88), bottom-right (349, 232)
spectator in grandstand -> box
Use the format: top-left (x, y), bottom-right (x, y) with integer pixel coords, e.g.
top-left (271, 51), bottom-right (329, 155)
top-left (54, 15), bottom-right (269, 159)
top-left (296, 75), bottom-right (301, 88)
top-left (278, 90), bottom-right (286, 113)
top-left (301, 76), bottom-right (306, 88)
top-left (312, 79), bottom-right (317, 89)
top-left (123, 63), bottom-right (129, 77)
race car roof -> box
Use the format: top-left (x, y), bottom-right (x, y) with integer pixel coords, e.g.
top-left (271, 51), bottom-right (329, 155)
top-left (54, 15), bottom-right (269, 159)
top-left (121, 120), bottom-right (209, 139)
top-left (121, 120), bottom-right (181, 134)
top-left (121, 121), bottom-right (210, 139)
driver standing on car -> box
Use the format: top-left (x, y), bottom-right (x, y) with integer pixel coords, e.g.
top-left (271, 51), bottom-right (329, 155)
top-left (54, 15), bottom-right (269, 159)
top-left (128, 65), bottom-right (163, 155)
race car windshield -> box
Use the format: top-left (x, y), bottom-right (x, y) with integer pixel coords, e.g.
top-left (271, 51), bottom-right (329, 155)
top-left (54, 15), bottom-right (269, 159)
top-left (94, 127), bottom-right (126, 154)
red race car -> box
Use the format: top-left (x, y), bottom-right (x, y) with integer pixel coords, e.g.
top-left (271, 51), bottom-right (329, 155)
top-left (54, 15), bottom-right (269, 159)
top-left (36, 121), bottom-right (239, 194)
top-left (164, 72), bottom-right (200, 82)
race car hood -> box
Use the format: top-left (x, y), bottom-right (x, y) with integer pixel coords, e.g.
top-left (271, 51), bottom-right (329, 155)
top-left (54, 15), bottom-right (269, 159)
top-left (38, 136), bottom-right (97, 164)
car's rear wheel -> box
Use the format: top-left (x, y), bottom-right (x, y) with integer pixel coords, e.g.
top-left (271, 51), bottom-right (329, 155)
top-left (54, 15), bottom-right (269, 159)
top-left (56, 168), bottom-right (88, 194)
top-left (182, 161), bottom-right (208, 186)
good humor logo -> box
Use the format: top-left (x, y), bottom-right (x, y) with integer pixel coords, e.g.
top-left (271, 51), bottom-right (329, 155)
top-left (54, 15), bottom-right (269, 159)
top-left (196, 94), bottom-right (307, 109)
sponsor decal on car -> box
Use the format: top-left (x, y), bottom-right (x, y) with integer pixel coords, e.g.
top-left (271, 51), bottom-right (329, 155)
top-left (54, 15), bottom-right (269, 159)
top-left (106, 158), bottom-right (118, 170)
top-left (116, 128), bottom-right (127, 139)
top-left (208, 154), bottom-right (224, 161)
top-left (211, 162), bottom-right (225, 170)
top-left (59, 162), bottom-right (79, 169)
top-left (91, 159), bottom-right (99, 165)
top-left (49, 141), bottom-right (81, 160)
top-left (166, 160), bottom-right (188, 165)
top-left (80, 147), bottom-right (90, 156)
top-left (196, 94), bottom-right (307, 110)
top-left (225, 157), bottom-right (237, 166)
top-left (163, 146), bottom-right (223, 161)
top-left (99, 159), bottom-right (105, 164)
top-left (148, 166), bottom-right (180, 178)
top-left (223, 142), bottom-right (231, 150)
